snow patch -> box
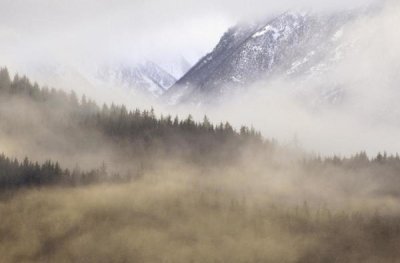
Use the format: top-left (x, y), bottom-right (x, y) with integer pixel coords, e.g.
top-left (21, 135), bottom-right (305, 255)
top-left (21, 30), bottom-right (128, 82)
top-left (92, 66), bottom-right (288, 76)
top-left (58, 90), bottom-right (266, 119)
top-left (332, 29), bottom-right (344, 41)
top-left (253, 25), bottom-right (276, 38)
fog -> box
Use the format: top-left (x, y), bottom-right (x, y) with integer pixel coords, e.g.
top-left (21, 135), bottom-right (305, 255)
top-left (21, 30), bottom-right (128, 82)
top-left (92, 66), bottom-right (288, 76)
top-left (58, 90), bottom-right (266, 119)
top-left (2, 79), bottom-right (400, 261)
top-left (163, 0), bottom-right (400, 156)
top-left (2, 173), bottom-right (400, 262)
top-left (2, 1), bottom-right (400, 261)
top-left (1, 0), bottom-right (393, 156)
top-left (0, 0), bottom-right (379, 68)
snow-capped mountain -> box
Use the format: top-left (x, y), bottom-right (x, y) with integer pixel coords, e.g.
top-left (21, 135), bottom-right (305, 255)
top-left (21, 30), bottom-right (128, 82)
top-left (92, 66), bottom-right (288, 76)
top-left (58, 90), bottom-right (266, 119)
top-left (95, 61), bottom-right (176, 97)
top-left (165, 10), bottom-right (362, 105)
top-left (19, 59), bottom-right (178, 99)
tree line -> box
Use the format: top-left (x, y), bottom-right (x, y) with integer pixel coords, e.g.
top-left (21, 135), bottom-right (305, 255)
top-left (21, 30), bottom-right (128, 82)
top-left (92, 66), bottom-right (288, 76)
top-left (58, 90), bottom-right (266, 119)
top-left (1, 67), bottom-right (400, 189)
top-left (0, 154), bottom-right (137, 190)
top-left (0, 67), bottom-right (267, 164)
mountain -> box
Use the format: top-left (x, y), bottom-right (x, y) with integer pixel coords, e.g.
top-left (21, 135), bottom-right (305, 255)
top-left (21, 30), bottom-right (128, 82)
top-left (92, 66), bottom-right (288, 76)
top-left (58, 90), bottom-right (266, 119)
top-left (94, 61), bottom-right (177, 97)
top-left (165, 11), bottom-right (361, 105)
top-left (14, 59), bottom-right (177, 99)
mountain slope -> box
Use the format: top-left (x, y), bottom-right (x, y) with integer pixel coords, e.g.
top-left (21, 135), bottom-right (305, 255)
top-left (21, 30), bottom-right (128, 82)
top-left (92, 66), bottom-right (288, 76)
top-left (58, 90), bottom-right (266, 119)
top-left (165, 11), bottom-right (358, 104)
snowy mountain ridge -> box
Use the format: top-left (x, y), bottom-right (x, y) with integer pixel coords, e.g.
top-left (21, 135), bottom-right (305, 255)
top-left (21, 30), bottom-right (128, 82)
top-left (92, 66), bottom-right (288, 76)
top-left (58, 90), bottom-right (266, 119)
top-left (164, 9), bottom-right (364, 105)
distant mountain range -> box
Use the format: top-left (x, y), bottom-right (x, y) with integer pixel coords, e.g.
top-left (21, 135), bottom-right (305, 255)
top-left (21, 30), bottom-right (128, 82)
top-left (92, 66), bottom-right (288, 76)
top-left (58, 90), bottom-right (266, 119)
top-left (19, 58), bottom-right (192, 98)
top-left (95, 61), bottom-right (177, 97)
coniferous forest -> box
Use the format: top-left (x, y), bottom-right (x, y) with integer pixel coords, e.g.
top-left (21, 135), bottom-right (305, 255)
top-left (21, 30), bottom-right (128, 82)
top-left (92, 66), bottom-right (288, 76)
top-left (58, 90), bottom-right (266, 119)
top-left (2, 0), bottom-right (400, 261)
top-left (1, 67), bottom-right (400, 263)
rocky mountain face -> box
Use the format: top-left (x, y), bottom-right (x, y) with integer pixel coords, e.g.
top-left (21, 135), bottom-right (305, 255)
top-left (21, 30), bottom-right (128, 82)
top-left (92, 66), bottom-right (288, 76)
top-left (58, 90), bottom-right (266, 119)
top-left (165, 11), bottom-right (361, 105)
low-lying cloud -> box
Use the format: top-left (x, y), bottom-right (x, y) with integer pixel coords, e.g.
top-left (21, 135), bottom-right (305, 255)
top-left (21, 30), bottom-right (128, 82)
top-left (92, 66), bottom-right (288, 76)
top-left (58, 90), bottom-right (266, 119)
top-left (166, 0), bottom-right (400, 156)
top-left (0, 0), bottom-right (395, 156)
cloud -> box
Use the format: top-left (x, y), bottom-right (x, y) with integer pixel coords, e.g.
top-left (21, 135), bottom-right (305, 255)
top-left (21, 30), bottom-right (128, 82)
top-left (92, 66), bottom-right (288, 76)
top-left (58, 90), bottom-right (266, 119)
top-left (0, 0), bottom-right (392, 156)
top-left (162, 0), bottom-right (400, 156)
top-left (0, 0), bottom-right (380, 65)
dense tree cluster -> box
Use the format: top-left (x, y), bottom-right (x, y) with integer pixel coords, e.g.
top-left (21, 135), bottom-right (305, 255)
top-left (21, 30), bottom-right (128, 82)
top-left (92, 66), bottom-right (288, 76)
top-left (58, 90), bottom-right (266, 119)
top-left (0, 154), bottom-right (61, 189)
top-left (85, 106), bottom-right (266, 164)
top-left (304, 151), bottom-right (400, 172)
top-left (0, 154), bottom-right (124, 189)
top-left (0, 67), bottom-right (266, 164)
top-left (2, 66), bottom-right (400, 190)
top-left (0, 67), bottom-right (271, 188)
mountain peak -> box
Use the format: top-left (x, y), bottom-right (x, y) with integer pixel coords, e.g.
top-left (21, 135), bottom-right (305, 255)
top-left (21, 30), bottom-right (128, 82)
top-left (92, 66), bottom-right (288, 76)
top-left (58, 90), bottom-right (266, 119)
top-left (164, 9), bottom-right (360, 105)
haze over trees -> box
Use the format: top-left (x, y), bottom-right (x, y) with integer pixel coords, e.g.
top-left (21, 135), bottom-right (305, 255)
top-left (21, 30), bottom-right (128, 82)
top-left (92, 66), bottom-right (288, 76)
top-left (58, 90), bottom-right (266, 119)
top-left (1, 67), bottom-right (400, 262)
top-left (1, 67), bottom-right (399, 188)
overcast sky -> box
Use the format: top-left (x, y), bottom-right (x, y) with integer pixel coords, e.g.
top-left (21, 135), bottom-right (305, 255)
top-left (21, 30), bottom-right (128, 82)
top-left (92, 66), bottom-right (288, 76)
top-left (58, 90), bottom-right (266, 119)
top-left (2, 0), bottom-right (396, 155)
top-left (0, 0), bottom-right (378, 68)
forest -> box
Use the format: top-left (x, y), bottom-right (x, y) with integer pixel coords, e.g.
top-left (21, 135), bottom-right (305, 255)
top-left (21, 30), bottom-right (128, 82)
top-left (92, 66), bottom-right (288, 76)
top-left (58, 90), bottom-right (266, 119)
top-left (1, 67), bottom-right (400, 262)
